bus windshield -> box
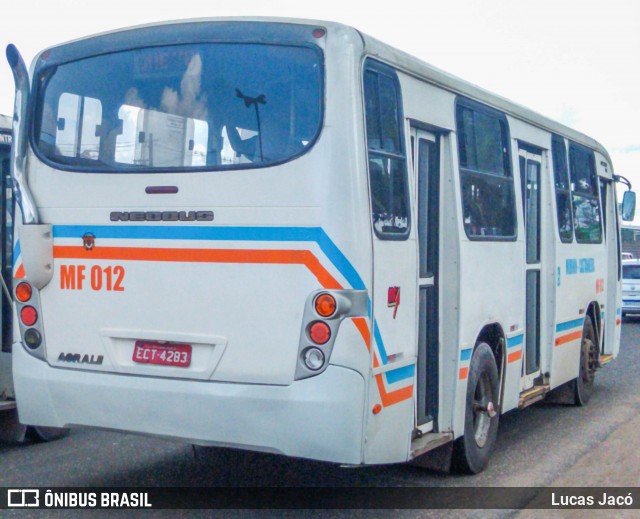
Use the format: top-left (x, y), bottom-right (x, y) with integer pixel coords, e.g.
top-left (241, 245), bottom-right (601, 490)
top-left (34, 43), bottom-right (323, 172)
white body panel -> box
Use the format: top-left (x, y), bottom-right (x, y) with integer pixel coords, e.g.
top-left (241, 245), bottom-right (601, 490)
top-left (12, 18), bottom-right (623, 466)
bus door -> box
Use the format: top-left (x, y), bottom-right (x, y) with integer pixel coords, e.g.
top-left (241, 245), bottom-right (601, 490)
top-left (0, 139), bottom-right (12, 352)
top-left (411, 127), bottom-right (440, 430)
top-left (518, 145), bottom-right (543, 389)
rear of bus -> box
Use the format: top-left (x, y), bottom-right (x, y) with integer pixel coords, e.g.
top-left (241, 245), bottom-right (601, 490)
top-left (12, 20), bottom-right (375, 463)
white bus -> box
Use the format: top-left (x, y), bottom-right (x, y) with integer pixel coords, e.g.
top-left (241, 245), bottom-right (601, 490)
top-left (7, 18), bottom-right (635, 473)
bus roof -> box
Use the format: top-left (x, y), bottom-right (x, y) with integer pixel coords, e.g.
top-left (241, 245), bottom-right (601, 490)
top-left (358, 32), bottom-right (612, 166)
top-left (32, 17), bottom-right (612, 166)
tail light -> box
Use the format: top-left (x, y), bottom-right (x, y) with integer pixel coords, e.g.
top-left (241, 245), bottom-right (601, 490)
top-left (309, 321), bottom-right (331, 345)
top-left (14, 278), bottom-right (46, 359)
top-left (295, 290), bottom-right (368, 380)
top-left (20, 306), bottom-right (38, 326)
top-left (314, 293), bottom-right (337, 318)
top-left (15, 281), bottom-right (32, 302)
top-left (24, 328), bottom-right (42, 349)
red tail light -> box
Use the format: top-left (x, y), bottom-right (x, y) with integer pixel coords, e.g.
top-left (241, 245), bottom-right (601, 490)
top-left (20, 306), bottom-right (38, 326)
top-left (309, 321), bottom-right (331, 345)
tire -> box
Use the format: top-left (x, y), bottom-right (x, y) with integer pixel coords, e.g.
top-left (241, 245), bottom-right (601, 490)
top-left (29, 426), bottom-right (70, 442)
top-left (452, 342), bottom-right (500, 474)
top-left (573, 317), bottom-right (598, 406)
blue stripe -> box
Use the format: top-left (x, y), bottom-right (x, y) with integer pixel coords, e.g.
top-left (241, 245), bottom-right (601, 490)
top-left (12, 240), bottom-right (20, 268)
top-left (53, 225), bottom-right (368, 291)
top-left (385, 364), bottom-right (415, 384)
top-left (556, 318), bottom-right (584, 333)
top-left (507, 334), bottom-right (523, 348)
top-left (373, 323), bottom-right (388, 365)
top-left (54, 225), bottom-right (397, 369)
top-left (460, 348), bottom-right (473, 362)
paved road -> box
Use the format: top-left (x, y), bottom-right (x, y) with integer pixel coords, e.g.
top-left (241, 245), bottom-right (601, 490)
top-left (1, 319), bottom-right (639, 505)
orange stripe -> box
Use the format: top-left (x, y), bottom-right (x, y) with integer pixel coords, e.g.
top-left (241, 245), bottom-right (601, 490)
top-left (352, 320), bottom-right (412, 407)
top-left (555, 330), bottom-right (582, 347)
top-left (507, 350), bottom-right (522, 363)
top-left (616, 319), bottom-right (621, 326)
top-left (351, 317), bottom-right (371, 352)
top-left (55, 245), bottom-right (414, 408)
top-left (459, 367), bottom-right (469, 380)
top-left (375, 374), bottom-right (413, 407)
top-left (53, 245), bottom-right (343, 291)
top-left (14, 264), bottom-right (25, 279)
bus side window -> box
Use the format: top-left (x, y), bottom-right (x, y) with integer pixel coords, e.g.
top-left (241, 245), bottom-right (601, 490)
top-left (363, 61), bottom-right (410, 239)
top-left (569, 142), bottom-right (602, 244)
top-left (455, 100), bottom-right (516, 240)
top-left (551, 135), bottom-right (573, 243)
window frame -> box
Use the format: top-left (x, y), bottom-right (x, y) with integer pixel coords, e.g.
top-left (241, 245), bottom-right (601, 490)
top-left (455, 97), bottom-right (517, 242)
top-left (362, 58), bottom-right (411, 241)
top-left (569, 141), bottom-right (603, 244)
top-left (30, 39), bottom-right (325, 175)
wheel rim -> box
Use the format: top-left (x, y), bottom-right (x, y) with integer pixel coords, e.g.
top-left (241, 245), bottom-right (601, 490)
top-left (472, 372), bottom-right (494, 448)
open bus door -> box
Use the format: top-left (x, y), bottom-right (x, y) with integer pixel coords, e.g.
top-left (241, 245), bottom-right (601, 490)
top-left (0, 120), bottom-right (22, 440)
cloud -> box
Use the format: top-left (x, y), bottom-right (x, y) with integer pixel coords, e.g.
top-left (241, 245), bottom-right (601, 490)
top-left (160, 53), bottom-right (208, 120)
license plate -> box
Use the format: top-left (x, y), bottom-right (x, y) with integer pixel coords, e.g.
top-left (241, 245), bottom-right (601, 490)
top-left (132, 341), bottom-right (192, 367)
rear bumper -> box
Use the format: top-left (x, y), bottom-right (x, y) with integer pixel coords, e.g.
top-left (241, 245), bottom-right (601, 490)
top-left (13, 343), bottom-right (366, 464)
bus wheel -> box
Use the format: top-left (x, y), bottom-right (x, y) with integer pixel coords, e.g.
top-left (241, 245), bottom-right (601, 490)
top-left (452, 343), bottom-right (500, 474)
top-left (573, 317), bottom-right (598, 406)
top-left (29, 426), bottom-right (70, 442)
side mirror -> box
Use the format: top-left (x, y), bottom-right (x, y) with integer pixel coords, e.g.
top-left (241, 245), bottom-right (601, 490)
top-left (622, 190), bottom-right (636, 222)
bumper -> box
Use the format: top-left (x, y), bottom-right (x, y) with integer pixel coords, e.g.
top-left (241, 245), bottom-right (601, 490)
top-left (13, 343), bottom-right (366, 464)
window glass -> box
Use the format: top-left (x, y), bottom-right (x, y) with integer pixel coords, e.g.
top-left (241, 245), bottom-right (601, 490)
top-left (457, 106), bottom-right (507, 175)
top-left (456, 101), bottom-right (515, 239)
top-left (364, 62), bottom-right (409, 238)
top-left (525, 160), bottom-right (541, 263)
top-left (35, 43), bottom-right (323, 171)
top-left (569, 142), bottom-right (602, 243)
top-left (623, 265), bottom-right (640, 280)
top-left (573, 194), bottom-right (602, 242)
top-left (551, 135), bottom-right (573, 243)
top-left (600, 179), bottom-right (607, 239)
top-left (570, 144), bottom-right (598, 196)
top-left (461, 172), bottom-right (516, 237)
top-left (622, 265), bottom-right (640, 279)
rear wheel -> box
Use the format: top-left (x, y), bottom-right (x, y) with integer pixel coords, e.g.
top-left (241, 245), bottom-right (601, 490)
top-left (452, 343), bottom-right (500, 474)
top-left (573, 317), bottom-right (598, 406)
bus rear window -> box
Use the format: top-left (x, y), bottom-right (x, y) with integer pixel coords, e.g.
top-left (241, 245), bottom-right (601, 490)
top-left (34, 43), bottom-right (323, 172)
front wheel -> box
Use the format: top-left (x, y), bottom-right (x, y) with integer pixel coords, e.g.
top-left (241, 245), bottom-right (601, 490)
top-left (573, 317), bottom-right (598, 406)
top-left (452, 343), bottom-right (500, 474)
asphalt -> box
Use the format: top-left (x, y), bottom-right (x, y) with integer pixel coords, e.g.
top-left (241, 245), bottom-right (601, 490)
top-left (517, 411), bottom-right (640, 517)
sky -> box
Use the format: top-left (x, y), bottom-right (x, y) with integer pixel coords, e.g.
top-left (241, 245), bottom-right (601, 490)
top-left (2, 0), bottom-right (639, 206)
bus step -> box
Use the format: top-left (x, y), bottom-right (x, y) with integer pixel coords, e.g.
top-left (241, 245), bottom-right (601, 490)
top-left (599, 354), bottom-right (613, 367)
top-left (518, 385), bottom-right (550, 409)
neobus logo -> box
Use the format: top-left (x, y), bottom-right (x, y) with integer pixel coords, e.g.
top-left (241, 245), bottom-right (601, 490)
top-left (110, 211), bottom-right (214, 222)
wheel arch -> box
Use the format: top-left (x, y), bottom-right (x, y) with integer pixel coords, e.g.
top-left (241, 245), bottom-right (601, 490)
top-left (475, 323), bottom-right (506, 382)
